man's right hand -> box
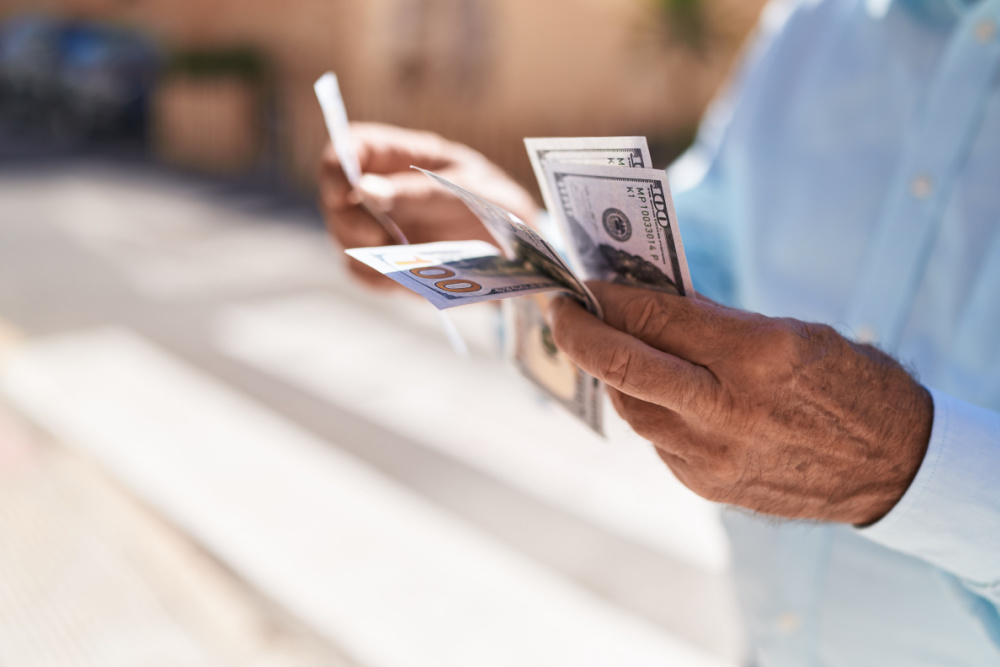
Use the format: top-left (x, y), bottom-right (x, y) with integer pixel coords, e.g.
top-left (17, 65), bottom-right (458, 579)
top-left (319, 122), bottom-right (539, 289)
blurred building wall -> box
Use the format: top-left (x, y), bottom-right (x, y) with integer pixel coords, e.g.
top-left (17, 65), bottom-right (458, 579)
top-left (0, 0), bottom-right (765, 189)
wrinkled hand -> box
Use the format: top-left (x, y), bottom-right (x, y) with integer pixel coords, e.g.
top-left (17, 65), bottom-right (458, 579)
top-left (319, 122), bottom-right (539, 288)
top-left (549, 282), bottom-right (933, 525)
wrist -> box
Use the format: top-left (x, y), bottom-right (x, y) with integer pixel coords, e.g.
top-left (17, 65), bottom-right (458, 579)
top-left (853, 377), bottom-right (934, 526)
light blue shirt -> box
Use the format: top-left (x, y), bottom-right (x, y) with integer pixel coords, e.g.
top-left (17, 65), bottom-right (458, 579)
top-left (668, 0), bottom-right (1000, 663)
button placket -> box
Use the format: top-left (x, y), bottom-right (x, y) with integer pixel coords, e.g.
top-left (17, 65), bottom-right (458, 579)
top-left (909, 173), bottom-right (934, 199)
top-left (842, 4), bottom-right (1000, 351)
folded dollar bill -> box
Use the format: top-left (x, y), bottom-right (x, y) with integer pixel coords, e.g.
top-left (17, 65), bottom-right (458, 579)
top-left (346, 240), bottom-right (568, 310)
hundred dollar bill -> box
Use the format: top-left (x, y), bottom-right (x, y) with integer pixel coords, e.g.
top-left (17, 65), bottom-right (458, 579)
top-left (346, 240), bottom-right (567, 310)
top-left (525, 137), bottom-right (651, 242)
top-left (542, 162), bottom-right (693, 296)
top-left (513, 137), bottom-right (655, 432)
top-left (503, 294), bottom-right (603, 433)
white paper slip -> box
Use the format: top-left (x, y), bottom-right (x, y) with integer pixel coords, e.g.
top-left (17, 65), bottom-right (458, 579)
top-left (314, 72), bottom-right (361, 187)
top-left (314, 72), bottom-right (408, 245)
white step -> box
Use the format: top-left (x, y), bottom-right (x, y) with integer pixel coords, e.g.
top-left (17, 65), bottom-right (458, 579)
top-left (1, 328), bottom-right (733, 667)
top-left (213, 293), bottom-right (731, 572)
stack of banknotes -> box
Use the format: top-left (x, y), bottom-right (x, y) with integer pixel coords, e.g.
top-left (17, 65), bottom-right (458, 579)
top-left (317, 74), bottom-right (692, 435)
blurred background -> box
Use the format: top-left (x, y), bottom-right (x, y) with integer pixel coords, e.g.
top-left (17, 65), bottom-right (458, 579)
top-left (0, 0), bottom-right (766, 665)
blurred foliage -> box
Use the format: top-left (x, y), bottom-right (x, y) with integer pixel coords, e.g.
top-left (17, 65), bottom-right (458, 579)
top-left (653, 0), bottom-right (707, 50)
top-left (166, 45), bottom-right (267, 82)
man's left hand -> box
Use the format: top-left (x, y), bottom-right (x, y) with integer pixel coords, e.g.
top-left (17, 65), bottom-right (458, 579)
top-left (548, 282), bottom-right (934, 525)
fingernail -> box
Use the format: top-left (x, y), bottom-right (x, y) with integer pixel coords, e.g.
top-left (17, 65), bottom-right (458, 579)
top-left (359, 173), bottom-right (396, 203)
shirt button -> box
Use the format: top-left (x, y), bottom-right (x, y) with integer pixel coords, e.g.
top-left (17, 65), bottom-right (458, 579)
top-left (856, 324), bottom-right (878, 345)
top-left (975, 19), bottom-right (997, 44)
top-left (909, 173), bottom-right (933, 199)
top-left (777, 612), bottom-right (802, 635)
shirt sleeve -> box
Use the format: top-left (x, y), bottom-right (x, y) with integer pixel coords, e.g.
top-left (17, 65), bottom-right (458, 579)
top-left (857, 387), bottom-right (1000, 608)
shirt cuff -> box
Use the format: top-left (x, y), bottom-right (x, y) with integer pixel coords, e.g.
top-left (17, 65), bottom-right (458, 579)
top-left (857, 387), bottom-right (1000, 588)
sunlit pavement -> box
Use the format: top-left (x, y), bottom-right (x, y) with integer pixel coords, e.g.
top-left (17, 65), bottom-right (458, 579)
top-left (0, 161), bottom-right (743, 667)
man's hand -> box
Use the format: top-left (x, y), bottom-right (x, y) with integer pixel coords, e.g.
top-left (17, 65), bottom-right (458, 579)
top-left (319, 122), bottom-right (539, 288)
top-left (549, 282), bottom-right (934, 525)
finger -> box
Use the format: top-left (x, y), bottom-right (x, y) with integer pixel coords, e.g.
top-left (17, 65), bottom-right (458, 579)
top-left (609, 388), bottom-right (710, 467)
top-left (361, 170), bottom-right (460, 216)
top-left (611, 387), bottom-right (737, 493)
top-left (368, 171), bottom-right (485, 240)
top-left (548, 295), bottom-right (715, 413)
top-left (607, 387), bottom-right (688, 454)
top-left (607, 388), bottom-right (710, 491)
top-left (356, 169), bottom-right (500, 245)
top-left (585, 280), bottom-right (744, 365)
top-left (321, 124), bottom-right (460, 213)
top-left (351, 122), bottom-right (457, 175)
top-left (326, 205), bottom-right (393, 249)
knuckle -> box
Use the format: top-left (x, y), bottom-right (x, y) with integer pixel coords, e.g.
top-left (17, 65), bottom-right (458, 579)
top-left (670, 464), bottom-right (718, 501)
top-left (620, 294), bottom-right (670, 341)
top-left (596, 344), bottom-right (633, 387)
top-left (595, 344), bottom-right (647, 393)
top-left (697, 483), bottom-right (730, 504)
top-left (712, 454), bottom-right (744, 488)
top-left (773, 319), bottom-right (834, 358)
top-left (807, 322), bottom-right (845, 352)
top-left (741, 317), bottom-right (812, 379)
top-left (318, 180), bottom-right (349, 211)
top-left (682, 450), bottom-right (743, 503)
top-left (692, 476), bottom-right (731, 504)
top-left (770, 322), bottom-right (808, 361)
top-left (619, 403), bottom-right (657, 437)
top-left (320, 193), bottom-right (345, 218)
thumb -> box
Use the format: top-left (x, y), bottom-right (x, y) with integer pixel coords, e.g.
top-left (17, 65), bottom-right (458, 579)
top-left (586, 281), bottom-right (731, 365)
